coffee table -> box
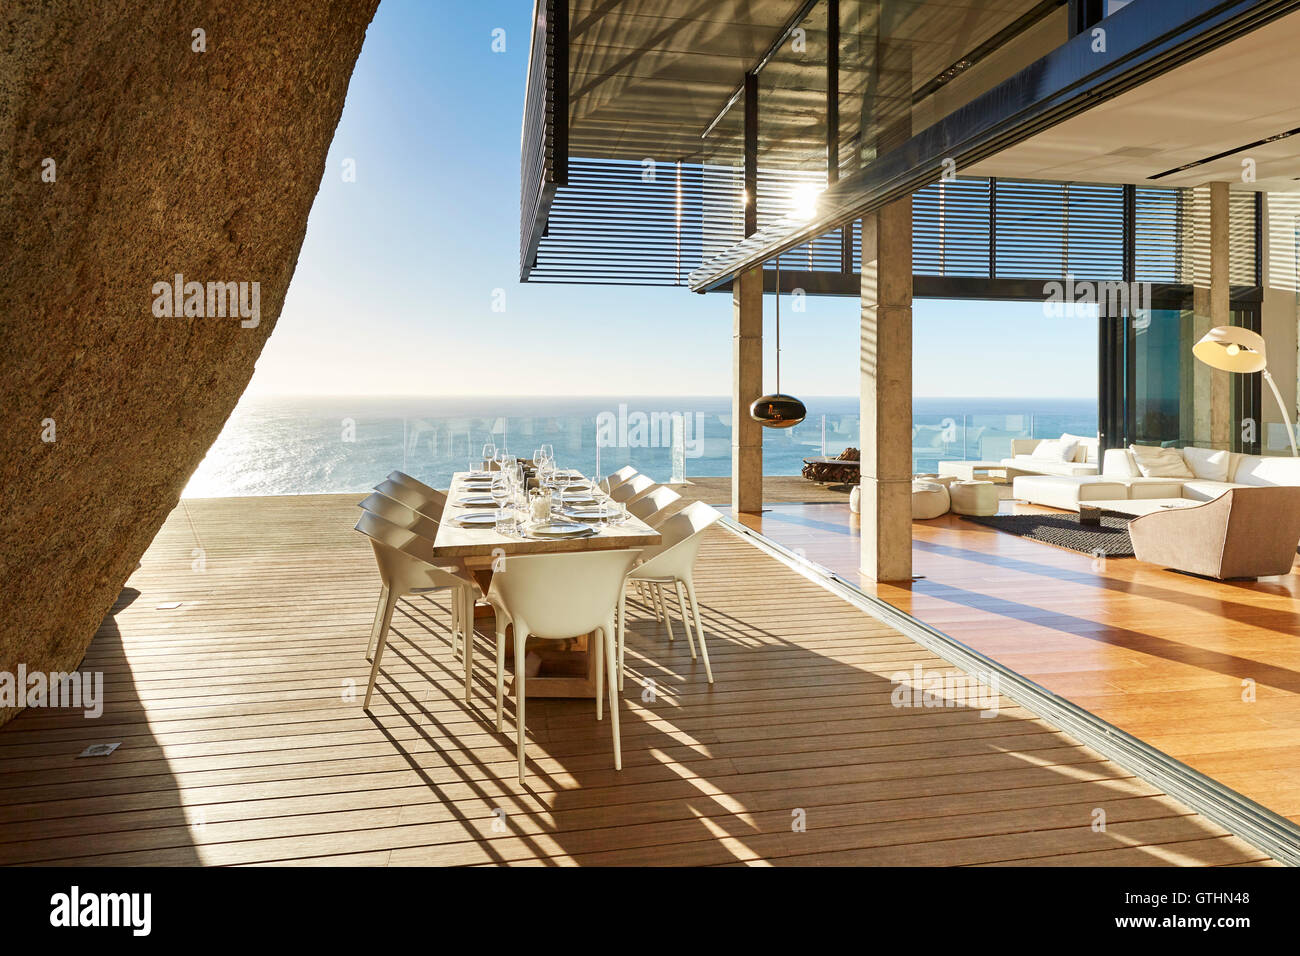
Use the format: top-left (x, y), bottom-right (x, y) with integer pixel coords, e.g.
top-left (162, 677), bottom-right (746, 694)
top-left (938, 460), bottom-right (1008, 483)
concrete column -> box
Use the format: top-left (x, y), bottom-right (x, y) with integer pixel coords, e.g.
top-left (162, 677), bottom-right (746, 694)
top-left (1261, 193), bottom-right (1300, 451)
top-left (1210, 181), bottom-right (1232, 449)
top-left (1193, 182), bottom-right (1232, 448)
top-left (732, 266), bottom-right (763, 513)
top-left (859, 198), bottom-right (913, 582)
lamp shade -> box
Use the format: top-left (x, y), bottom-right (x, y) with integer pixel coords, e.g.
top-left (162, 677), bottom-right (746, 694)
top-left (1192, 325), bottom-right (1267, 374)
top-left (750, 394), bottom-right (807, 428)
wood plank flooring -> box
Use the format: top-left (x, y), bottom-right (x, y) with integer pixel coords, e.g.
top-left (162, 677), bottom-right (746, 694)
top-left (728, 500), bottom-right (1300, 825)
top-left (0, 495), bottom-right (1274, 865)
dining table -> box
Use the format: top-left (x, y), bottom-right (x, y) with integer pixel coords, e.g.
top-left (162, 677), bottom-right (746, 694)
top-left (432, 470), bottom-right (662, 698)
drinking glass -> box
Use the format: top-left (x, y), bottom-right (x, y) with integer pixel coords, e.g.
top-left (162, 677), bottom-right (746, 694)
top-left (490, 472), bottom-right (510, 509)
top-left (540, 443), bottom-right (554, 466)
top-left (494, 507), bottom-right (518, 536)
top-left (482, 442), bottom-right (496, 464)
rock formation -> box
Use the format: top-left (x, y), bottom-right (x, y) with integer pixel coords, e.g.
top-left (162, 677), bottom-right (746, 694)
top-left (0, 1), bottom-right (381, 724)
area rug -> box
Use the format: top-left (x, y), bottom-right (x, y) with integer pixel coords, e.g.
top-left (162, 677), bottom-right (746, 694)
top-left (959, 511), bottom-right (1135, 557)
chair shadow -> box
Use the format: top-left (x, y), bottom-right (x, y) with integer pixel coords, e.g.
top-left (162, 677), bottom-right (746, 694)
top-left (369, 560), bottom-right (1256, 866)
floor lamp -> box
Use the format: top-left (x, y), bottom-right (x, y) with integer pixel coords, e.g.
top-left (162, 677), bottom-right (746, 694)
top-left (1192, 325), bottom-right (1299, 457)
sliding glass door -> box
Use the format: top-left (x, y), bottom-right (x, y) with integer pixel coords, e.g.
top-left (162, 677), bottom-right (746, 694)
top-left (1101, 301), bottom-right (1263, 453)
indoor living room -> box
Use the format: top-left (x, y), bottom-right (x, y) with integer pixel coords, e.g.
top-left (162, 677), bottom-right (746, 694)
top-left (728, 185), bottom-right (1300, 839)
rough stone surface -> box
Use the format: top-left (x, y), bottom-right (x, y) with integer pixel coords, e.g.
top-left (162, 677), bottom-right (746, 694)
top-left (0, 1), bottom-right (380, 724)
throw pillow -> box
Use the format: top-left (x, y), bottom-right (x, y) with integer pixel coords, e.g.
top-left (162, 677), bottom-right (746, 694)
top-left (1060, 432), bottom-right (1099, 463)
top-left (1129, 444), bottom-right (1194, 479)
top-left (1181, 446), bottom-right (1230, 482)
top-left (1031, 438), bottom-right (1079, 462)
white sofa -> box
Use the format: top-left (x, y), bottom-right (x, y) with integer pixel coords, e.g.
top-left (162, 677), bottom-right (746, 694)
top-left (1000, 433), bottom-right (1100, 478)
top-left (1014, 445), bottom-right (1300, 515)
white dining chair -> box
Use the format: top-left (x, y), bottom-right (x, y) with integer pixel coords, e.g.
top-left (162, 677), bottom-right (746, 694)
top-left (485, 549), bottom-right (640, 783)
top-left (606, 465), bottom-right (639, 491)
top-left (610, 472), bottom-right (656, 504)
top-left (354, 511), bottom-right (480, 707)
top-left (357, 491), bottom-right (441, 540)
top-left (619, 502), bottom-right (722, 688)
top-left (356, 490), bottom-right (481, 671)
top-left (627, 485), bottom-right (682, 526)
top-left (387, 471), bottom-right (447, 510)
top-left (374, 478), bottom-right (443, 520)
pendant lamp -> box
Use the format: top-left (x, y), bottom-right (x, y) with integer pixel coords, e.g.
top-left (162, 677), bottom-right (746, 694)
top-left (749, 252), bottom-right (807, 428)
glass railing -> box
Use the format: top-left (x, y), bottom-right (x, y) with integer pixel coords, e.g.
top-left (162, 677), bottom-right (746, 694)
top-left (183, 396), bottom-right (1100, 497)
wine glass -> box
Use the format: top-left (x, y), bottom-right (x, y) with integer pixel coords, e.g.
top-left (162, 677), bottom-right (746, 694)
top-left (481, 442), bottom-right (496, 467)
top-left (490, 470), bottom-right (510, 511)
top-left (540, 443), bottom-right (554, 467)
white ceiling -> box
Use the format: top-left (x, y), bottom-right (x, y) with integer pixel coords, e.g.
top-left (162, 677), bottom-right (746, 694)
top-left (966, 8), bottom-right (1300, 192)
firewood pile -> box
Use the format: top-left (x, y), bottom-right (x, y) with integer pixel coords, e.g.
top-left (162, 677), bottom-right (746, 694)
top-left (801, 447), bottom-right (860, 484)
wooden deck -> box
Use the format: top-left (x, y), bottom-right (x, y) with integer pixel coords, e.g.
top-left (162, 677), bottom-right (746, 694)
top-left (0, 495), bottom-right (1275, 866)
top-left (728, 501), bottom-right (1300, 826)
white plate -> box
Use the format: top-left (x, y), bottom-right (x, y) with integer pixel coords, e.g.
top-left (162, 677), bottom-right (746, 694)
top-left (564, 507), bottom-right (619, 521)
top-left (527, 521), bottom-right (595, 538)
top-left (456, 512), bottom-right (501, 527)
top-left (456, 494), bottom-right (499, 507)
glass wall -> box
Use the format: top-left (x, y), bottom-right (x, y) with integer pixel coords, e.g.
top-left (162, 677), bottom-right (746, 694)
top-left (1130, 308), bottom-right (1194, 447)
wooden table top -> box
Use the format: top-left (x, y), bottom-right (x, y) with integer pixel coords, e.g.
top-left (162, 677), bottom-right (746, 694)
top-left (432, 472), bottom-right (662, 558)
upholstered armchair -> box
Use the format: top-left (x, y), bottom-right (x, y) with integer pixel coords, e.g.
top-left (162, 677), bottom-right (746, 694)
top-left (1128, 486), bottom-right (1300, 579)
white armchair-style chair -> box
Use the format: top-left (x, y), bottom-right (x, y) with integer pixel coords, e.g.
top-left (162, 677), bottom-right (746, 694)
top-left (627, 485), bottom-right (682, 527)
top-left (374, 478), bottom-right (443, 520)
top-left (357, 491), bottom-right (480, 678)
top-left (354, 511), bottom-right (480, 708)
top-left (387, 471), bottom-right (447, 511)
top-left (485, 549), bottom-right (640, 783)
top-left (357, 491), bottom-right (441, 539)
top-left (606, 465), bottom-right (639, 491)
top-left (610, 472), bottom-right (656, 504)
top-left (619, 502), bottom-right (721, 688)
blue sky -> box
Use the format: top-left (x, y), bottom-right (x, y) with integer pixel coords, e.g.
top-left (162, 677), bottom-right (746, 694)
top-left (248, 0), bottom-right (1097, 399)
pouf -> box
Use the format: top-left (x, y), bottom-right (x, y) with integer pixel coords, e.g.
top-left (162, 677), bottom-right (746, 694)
top-left (849, 485), bottom-right (861, 514)
top-left (950, 480), bottom-right (998, 516)
top-left (911, 480), bottom-right (950, 520)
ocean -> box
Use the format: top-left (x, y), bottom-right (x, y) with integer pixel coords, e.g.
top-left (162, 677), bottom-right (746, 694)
top-left (181, 395), bottom-right (1098, 498)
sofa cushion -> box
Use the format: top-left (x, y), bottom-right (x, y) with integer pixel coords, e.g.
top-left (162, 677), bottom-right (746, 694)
top-left (1121, 477), bottom-right (1188, 499)
top-left (1013, 475), bottom-right (1128, 511)
top-left (1032, 438), bottom-right (1079, 462)
top-left (1061, 433), bottom-right (1099, 463)
top-left (1233, 454), bottom-right (1300, 487)
top-left (1181, 480), bottom-right (1244, 502)
top-left (1003, 456), bottom-right (1098, 477)
top-left (1182, 446), bottom-right (1231, 482)
top-left (1130, 444), bottom-right (1194, 479)
top-left (1102, 448), bottom-right (1139, 478)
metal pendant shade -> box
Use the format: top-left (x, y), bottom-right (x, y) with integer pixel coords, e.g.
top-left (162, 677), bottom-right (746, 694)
top-left (750, 253), bottom-right (806, 429)
top-left (749, 393), bottom-right (806, 427)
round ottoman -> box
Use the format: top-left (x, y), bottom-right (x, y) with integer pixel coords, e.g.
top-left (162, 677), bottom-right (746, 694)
top-left (911, 480), bottom-right (950, 520)
top-left (950, 480), bottom-right (998, 516)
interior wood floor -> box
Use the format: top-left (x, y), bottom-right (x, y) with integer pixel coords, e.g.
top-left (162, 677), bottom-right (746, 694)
top-left (0, 495), bottom-right (1274, 866)
top-left (728, 499), bottom-right (1300, 826)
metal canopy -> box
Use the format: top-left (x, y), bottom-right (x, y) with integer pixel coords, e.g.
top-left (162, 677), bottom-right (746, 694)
top-left (686, 0), bottom-right (1300, 290)
top-left (567, 0), bottom-right (806, 163)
